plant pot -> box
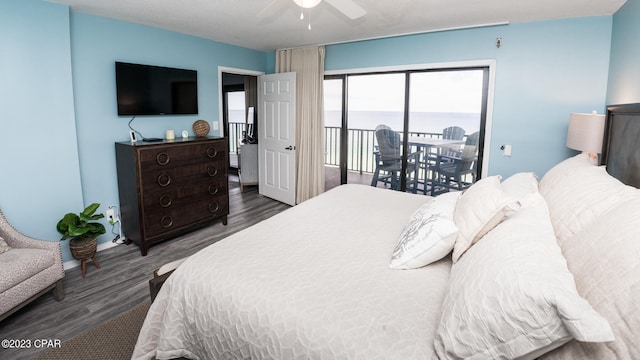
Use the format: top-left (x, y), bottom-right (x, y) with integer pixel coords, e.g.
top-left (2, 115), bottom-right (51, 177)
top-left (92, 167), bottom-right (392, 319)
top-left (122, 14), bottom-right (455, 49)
top-left (69, 237), bottom-right (97, 261)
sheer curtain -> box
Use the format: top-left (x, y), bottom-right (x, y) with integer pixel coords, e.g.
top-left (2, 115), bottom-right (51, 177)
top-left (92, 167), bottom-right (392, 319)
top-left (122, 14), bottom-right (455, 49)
top-left (276, 46), bottom-right (325, 203)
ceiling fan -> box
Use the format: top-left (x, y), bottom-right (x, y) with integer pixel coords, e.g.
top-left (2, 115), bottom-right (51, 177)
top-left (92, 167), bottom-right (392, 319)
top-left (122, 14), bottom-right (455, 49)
top-left (257, 0), bottom-right (367, 20)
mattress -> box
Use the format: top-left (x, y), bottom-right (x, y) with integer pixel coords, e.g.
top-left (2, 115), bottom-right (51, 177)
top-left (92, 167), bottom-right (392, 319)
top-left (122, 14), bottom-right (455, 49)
top-left (133, 184), bottom-right (452, 360)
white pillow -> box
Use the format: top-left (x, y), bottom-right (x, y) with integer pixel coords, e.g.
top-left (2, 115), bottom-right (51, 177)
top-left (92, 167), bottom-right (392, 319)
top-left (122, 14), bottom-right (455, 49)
top-left (539, 155), bottom-right (636, 245)
top-left (501, 172), bottom-right (539, 204)
top-left (452, 176), bottom-right (520, 262)
top-left (434, 193), bottom-right (614, 360)
top-left (540, 196), bottom-right (640, 360)
top-left (389, 192), bottom-right (459, 270)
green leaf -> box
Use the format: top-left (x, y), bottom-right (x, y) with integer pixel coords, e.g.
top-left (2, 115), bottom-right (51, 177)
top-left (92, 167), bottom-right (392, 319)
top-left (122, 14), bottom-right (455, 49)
top-left (56, 203), bottom-right (105, 241)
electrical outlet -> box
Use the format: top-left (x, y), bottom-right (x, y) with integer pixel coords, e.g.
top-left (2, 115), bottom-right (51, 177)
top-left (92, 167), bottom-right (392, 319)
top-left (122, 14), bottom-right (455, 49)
top-left (106, 208), bottom-right (115, 224)
top-left (501, 144), bottom-right (512, 157)
top-left (212, 121), bottom-right (219, 131)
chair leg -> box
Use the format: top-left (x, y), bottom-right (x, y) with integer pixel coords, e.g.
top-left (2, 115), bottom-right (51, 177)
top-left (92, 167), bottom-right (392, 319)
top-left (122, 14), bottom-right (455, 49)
top-left (371, 168), bottom-right (380, 186)
top-left (53, 279), bottom-right (65, 301)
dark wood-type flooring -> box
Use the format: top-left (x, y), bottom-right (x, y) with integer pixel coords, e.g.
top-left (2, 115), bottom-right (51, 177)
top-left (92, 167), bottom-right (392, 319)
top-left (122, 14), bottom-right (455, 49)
top-left (0, 173), bottom-right (290, 360)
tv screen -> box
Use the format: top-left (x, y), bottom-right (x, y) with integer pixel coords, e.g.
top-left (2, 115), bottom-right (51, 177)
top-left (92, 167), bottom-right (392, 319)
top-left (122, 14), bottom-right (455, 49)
top-left (115, 62), bottom-right (198, 116)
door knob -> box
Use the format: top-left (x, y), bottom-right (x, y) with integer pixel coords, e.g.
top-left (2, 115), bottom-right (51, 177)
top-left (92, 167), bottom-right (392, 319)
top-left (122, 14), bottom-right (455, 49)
top-left (285, 145), bottom-right (295, 150)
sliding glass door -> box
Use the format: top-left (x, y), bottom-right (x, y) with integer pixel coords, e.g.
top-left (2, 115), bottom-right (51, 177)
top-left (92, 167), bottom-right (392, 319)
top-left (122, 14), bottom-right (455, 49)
top-left (324, 66), bottom-right (489, 195)
top-left (408, 69), bottom-right (487, 195)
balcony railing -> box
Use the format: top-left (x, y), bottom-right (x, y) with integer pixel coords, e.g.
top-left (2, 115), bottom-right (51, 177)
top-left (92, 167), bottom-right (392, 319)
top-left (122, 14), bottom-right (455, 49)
top-left (324, 127), bottom-right (445, 174)
top-left (228, 122), bottom-right (246, 154)
top-left (230, 122), bottom-right (445, 176)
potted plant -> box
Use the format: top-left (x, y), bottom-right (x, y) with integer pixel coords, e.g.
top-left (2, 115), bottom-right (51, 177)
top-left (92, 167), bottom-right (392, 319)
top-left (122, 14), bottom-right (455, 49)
top-left (56, 203), bottom-right (106, 262)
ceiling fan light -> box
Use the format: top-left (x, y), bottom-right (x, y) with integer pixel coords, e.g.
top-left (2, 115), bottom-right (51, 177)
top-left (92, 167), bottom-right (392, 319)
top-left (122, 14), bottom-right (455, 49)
top-left (293, 0), bottom-right (322, 9)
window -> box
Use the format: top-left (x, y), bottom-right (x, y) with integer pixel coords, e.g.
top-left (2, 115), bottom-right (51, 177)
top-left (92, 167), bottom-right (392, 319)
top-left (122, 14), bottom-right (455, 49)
top-left (324, 66), bottom-right (489, 195)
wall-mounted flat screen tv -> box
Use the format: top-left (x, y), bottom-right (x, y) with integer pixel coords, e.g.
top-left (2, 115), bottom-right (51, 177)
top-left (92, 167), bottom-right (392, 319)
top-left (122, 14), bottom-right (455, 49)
top-left (115, 62), bottom-right (198, 116)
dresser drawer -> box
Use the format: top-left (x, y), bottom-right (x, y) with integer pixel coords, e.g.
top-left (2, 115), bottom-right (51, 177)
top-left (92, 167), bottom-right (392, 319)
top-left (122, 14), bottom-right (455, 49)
top-left (140, 163), bottom-right (226, 190)
top-left (143, 196), bottom-right (229, 238)
top-left (140, 180), bottom-right (228, 210)
top-left (138, 142), bottom-right (226, 172)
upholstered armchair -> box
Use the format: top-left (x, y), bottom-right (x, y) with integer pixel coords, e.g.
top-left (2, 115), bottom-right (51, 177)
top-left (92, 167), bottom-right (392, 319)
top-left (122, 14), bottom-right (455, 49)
top-left (0, 209), bottom-right (65, 321)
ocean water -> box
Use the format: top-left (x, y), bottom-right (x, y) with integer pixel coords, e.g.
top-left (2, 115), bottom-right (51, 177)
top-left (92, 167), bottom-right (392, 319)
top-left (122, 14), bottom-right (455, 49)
top-left (325, 110), bottom-right (481, 135)
top-left (229, 110), bottom-right (481, 136)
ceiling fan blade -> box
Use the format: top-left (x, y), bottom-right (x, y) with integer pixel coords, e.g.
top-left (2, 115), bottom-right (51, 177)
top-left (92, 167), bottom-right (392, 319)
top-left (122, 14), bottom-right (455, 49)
top-left (324, 0), bottom-right (366, 20)
top-left (256, 0), bottom-right (290, 19)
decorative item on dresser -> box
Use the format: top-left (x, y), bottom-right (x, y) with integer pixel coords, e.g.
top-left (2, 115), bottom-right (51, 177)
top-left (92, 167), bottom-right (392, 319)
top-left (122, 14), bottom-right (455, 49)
top-left (192, 119), bottom-right (210, 137)
top-left (115, 137), bottom-right (229, 256)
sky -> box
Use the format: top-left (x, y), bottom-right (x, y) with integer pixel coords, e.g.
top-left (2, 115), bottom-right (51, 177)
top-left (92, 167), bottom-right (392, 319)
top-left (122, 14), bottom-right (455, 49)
top-left (324, 69), bottom-right (484, 113)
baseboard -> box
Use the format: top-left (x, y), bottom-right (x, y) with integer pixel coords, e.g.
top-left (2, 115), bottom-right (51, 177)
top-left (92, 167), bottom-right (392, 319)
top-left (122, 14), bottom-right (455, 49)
top-left (63, 240), bottom-right (123, 271)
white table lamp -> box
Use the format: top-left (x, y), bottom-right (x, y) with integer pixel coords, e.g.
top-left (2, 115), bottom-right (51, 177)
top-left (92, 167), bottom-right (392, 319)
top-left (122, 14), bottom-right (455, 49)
top-left (566, 111), bottom-right (605, 160)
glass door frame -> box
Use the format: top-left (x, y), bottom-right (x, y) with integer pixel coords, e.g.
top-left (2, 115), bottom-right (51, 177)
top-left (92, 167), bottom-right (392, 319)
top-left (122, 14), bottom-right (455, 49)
top-left (324, 62), bottom-right (493, 192)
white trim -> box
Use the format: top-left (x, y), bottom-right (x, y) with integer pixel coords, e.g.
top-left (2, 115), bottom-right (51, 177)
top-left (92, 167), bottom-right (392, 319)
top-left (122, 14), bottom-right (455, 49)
top-left (482, 60), bottom-right (497, 179)
top-left (325, 59), bottom-right (496, 179)
top-left (278, 22), bottom-right (509, 51)
top-left (62, 240), bottom-right (121, 271)
top-left (325, 59), bottom-right (492, 76)
top-left (217, 66), bottom-right (265, 138)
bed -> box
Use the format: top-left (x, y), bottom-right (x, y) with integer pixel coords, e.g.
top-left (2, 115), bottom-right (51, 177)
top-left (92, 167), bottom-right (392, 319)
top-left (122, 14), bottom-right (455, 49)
top-left (133, 104), bottom-right (640, 360)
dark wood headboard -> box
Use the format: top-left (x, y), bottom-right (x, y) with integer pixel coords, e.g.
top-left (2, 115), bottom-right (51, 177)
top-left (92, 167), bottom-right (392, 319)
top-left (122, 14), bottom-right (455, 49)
top-left (603, 103), bottom-right (640, 188)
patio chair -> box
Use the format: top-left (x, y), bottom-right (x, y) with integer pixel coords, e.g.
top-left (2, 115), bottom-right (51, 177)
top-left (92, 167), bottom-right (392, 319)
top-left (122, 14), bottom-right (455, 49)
top-left (430, 131), bottom-right (480, 196)
top-left (370, 125), bottom-right (420, 193)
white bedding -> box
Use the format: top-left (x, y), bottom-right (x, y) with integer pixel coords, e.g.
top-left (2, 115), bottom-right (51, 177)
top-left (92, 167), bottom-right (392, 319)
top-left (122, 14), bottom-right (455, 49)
top-left (133, 184), bottom-right (452, 360)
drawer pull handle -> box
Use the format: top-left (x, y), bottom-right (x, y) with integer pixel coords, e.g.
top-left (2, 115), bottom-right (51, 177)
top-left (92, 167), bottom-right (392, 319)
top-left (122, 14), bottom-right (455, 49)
top-left (156, 152), bottom-right (170, 165)
top-left (159, 194), bottom-right (173, 208)
top-left (206, 147), bottom-right (218, 158)
top-left (208, 185), bottom-right (219, 195)
top-left (208, 202), bottom-right (220, 213)
top-left (207, 167), bottom-right (218, 177)
top-left (157, 174), bottom-right (171, 187)
top-left (160, 216), bottom-right (173, 228)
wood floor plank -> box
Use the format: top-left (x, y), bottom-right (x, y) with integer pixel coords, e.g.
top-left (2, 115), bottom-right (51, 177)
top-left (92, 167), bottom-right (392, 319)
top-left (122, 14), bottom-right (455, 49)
top-left (0, 175), bottom-right (290, 360)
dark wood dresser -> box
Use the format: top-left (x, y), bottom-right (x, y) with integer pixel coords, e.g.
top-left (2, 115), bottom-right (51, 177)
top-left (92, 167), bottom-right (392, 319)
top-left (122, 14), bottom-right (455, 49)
top-left (115, 137), bottom-right (229, 255)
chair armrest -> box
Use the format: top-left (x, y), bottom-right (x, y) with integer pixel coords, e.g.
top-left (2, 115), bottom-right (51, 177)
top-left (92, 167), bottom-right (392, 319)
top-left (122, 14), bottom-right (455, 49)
top-left (0, 210), bottom-right (65, 279)
top-left (435, 153), bottom-right (463, 163)
top-left (0, 210), bottom-right (59, 252)
top-left (407, 150), bottom-right (422, 161)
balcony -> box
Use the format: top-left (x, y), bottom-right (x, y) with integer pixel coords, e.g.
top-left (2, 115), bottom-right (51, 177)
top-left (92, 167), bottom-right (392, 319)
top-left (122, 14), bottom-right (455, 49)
top-left (229, 122), bottom-right (469, 194)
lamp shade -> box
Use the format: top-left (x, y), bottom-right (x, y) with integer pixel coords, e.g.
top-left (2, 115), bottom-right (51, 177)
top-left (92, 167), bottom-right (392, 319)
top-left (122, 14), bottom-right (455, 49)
top-left (566, 111), bottom-right (605, 153)
top-left (293, 0), bottom-right (322, 8)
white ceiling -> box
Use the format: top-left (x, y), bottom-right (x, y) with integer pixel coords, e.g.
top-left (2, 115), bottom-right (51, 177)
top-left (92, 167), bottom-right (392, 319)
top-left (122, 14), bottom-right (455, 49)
top-left (49, 0), bottom-right (626, 51)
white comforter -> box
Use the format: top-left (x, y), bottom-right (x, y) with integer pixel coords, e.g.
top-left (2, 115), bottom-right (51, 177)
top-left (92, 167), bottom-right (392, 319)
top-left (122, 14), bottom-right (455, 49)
top-left (133, 184), bottom-right (452, 360)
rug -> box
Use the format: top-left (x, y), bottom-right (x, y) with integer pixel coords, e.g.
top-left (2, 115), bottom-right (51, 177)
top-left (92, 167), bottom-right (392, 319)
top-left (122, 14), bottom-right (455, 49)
top-left (34, 301), bottom-right (151, 360)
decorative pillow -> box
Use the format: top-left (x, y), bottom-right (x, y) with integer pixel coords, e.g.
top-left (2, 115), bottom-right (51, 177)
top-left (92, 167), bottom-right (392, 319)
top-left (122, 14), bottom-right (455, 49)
top-left (540, 196), bottom-right (640, 360)
top-left (501, 172), bottom-right (539, 204)
top-left (434, 193), bottom-right (614, 360)
top-left (539, 154), bottom-right (636, 245)
top-left (389, 192), bottom-right (460, 270)
top-left (452, 176), bottom-right (520, 262)
top-left (0, 237), bottom-right (10, 254)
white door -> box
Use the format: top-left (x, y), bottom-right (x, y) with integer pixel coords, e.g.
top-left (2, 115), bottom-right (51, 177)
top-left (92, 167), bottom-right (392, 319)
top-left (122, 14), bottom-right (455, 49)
top-left (258, 72), bottom-right (297, 206)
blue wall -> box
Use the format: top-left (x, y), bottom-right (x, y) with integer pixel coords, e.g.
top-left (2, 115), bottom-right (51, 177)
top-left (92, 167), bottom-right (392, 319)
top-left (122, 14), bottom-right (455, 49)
top-left (0, 0), bottom-right (84, 250)
top-left (607, 0), bottom-right (640, 104)
top-left (71, 13), bottom-right (270, 261)
top-left (0, 0), bottom-right (624, 262)
top-left (325, 17), bottom-right (613, 179)
top-left (1, 0), bottom-right (270, 261)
